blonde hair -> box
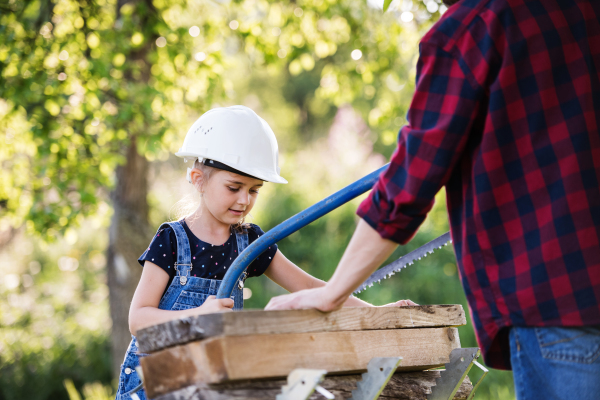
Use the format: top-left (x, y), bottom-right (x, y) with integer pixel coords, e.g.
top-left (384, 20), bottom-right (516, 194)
top-left (173, 159), bottom-right (249, 233)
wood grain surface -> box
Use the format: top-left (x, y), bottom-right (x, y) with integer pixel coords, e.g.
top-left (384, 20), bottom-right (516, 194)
top-left (141, 327), bottom-right (461, 398)
top-left (137, 305), bottom-right (466, 353)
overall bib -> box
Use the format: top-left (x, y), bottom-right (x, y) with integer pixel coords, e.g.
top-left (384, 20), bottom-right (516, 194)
top-left (115, 221), bottom-right (246, 400)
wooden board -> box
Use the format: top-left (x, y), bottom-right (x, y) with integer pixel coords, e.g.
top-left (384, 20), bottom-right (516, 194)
top-left (141, 327), bottom-right (461, 398)
top-left (137, 305), bottom-right (466, 353)
top-left (153, 371), bottom-right (473, 400)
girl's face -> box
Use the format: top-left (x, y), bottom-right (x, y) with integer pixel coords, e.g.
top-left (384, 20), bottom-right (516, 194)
top-left (201, 170), bottom-right (263, 225)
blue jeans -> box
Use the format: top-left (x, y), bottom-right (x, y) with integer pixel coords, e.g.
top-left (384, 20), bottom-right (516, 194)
top-left (509, 326), bottom-right (600, 400)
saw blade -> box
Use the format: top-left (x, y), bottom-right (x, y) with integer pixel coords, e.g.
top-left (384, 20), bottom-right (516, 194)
top-left (353, 231), bottom-right (452, 294)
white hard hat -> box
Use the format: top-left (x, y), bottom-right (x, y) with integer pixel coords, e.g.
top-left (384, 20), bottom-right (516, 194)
top-left (176, 105), bottom-right (287, 184)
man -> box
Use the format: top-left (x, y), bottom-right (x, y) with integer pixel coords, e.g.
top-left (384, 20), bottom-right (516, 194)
top-left (266, 0), bottom-right (600, 398)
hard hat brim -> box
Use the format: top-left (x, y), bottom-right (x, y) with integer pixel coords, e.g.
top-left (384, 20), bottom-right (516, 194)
top-left (175, 151), bottom-right (288, 184)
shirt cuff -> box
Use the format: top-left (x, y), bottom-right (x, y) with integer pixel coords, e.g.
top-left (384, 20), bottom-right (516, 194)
top-left (357, 183), bottom-right (422, 245)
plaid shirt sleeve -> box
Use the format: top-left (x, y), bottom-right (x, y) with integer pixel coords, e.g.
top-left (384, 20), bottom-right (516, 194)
top-left (357, 43), bottom-right (483, 244)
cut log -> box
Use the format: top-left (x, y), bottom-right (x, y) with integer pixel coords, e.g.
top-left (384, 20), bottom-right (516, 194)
top-left (153, 371), bottom-right (473, 400)
top-left (141, 327), bottom-right (461, 398)
top-left (137, 305), bottom-right (466, 353)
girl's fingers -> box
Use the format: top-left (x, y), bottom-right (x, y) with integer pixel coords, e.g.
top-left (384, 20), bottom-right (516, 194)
top-left (219, 298), bottom-right (234, 308)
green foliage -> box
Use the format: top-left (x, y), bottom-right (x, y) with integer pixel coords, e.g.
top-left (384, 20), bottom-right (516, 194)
top-left (0, 215), bottom-right (113, 400)
top-left (64, 379), bottom-right (114, 400)
top-left (0, 333), bottom-right (112, 400)
top-left (383, 0), bottom-right (394, 12)
top-left (64, 380), bottom-right (82, 400)
top-left (0, 0), bottom-right (443, 238)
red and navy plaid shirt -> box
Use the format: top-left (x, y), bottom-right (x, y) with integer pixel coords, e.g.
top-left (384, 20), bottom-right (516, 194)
top-left (358, 0), bottom-right (600, 369)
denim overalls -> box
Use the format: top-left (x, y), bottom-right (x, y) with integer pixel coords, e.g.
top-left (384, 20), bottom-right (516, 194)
top-left (115, 221), bottom-right (246, 400)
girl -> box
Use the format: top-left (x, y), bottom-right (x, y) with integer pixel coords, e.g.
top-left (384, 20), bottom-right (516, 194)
top-left (115, 106), bottom-right (415, 400)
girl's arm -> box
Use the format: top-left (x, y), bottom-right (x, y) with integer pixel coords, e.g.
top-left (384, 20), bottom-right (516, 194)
top-left (128, 262), bottom-right (234, 335)
top-left (264, 250), bottom-right (373, 307)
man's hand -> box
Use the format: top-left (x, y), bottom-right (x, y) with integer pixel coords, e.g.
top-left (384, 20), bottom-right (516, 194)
top-left (265, 220), bottom-right (400, 312)
top-left (265, 287), bottom-right (339, 312)
top-left (381, 299), bottom-right (418, 307)
top-left (266, 290), bottom-right (418, 311)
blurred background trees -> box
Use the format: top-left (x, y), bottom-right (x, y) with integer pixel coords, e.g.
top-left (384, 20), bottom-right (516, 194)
top-left (0, 0), bottom-right (515, 399)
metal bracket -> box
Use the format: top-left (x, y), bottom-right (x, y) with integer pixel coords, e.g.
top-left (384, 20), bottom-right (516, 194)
top-left (350, 357), bottom-right (403, 400)
top-left (427, 348), bottom-right (481, 400)
top-left (276, 369), bottom-right (334, 400)
top-left (466, 360), bottom-right (489, 400)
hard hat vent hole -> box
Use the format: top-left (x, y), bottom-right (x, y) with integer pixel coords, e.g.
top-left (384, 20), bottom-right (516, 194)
top-left (192, 126), bottom-right (216, 135)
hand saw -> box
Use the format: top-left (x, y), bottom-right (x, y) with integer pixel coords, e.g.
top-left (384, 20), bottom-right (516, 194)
top-left (353, 231), bottom-right (452, 294)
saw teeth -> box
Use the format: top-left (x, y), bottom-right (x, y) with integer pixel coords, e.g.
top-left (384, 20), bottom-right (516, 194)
top-left (356, 232), bottom-right (451, 295)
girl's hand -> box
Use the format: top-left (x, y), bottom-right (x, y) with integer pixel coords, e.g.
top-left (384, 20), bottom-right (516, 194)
top-left (191, 295), bottom-right (234, 315)
top-left (381, 299), bottom-right (419, 307)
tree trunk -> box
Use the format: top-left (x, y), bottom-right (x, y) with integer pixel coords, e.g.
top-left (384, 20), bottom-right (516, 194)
top-left (106, 0), bottom-right (156, 378)
top-left (106, 138), bottom-right (151, 377)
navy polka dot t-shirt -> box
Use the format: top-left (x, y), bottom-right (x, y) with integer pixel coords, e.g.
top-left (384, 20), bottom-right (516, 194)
top-left (138, 220), bottom-right (277, 289)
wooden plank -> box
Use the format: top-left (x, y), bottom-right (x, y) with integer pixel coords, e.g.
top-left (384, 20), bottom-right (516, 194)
top-left (137, 305), bottom-right (466, 353)
top-left (153, 371), bottom-right (473, 400)
top-left (141, 327), bottom-right (461, 398)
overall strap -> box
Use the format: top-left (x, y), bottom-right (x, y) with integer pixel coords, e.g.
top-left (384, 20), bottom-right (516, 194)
top-left (158, 220), bottom-right (192, 285)
top-left (235, 228), bottom-right (250, 252)
top-left (234, 229), bottom-right (250, 290)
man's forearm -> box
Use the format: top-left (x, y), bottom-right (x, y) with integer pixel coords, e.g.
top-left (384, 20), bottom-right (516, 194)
top-left (325, 219), bottom-right (398, 308)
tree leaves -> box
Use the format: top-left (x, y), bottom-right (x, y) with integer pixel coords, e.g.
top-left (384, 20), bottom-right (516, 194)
top-left (0, 0), bottom-right (441, 239)
top-left (383, 0), bottom-right (394, 12)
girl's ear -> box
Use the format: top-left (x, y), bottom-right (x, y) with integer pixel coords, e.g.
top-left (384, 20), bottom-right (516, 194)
top-left (189, 168), bottom-right (205, 193)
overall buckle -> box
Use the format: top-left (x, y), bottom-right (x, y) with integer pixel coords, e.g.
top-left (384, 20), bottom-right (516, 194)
top-left (175, 263), bottom-right (192, 285)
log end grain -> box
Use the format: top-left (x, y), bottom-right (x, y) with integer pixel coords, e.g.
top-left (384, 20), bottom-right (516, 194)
top-left (142, 339), bottom-right (229, 398)
top-left (138, 313), bottom-right (223, 354)
top-left (153, 371), bottom-right (473, 400)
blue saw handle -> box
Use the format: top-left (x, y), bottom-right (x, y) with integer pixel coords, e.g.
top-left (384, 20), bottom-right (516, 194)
top-left (216, 163), bottom-right (389, 299)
